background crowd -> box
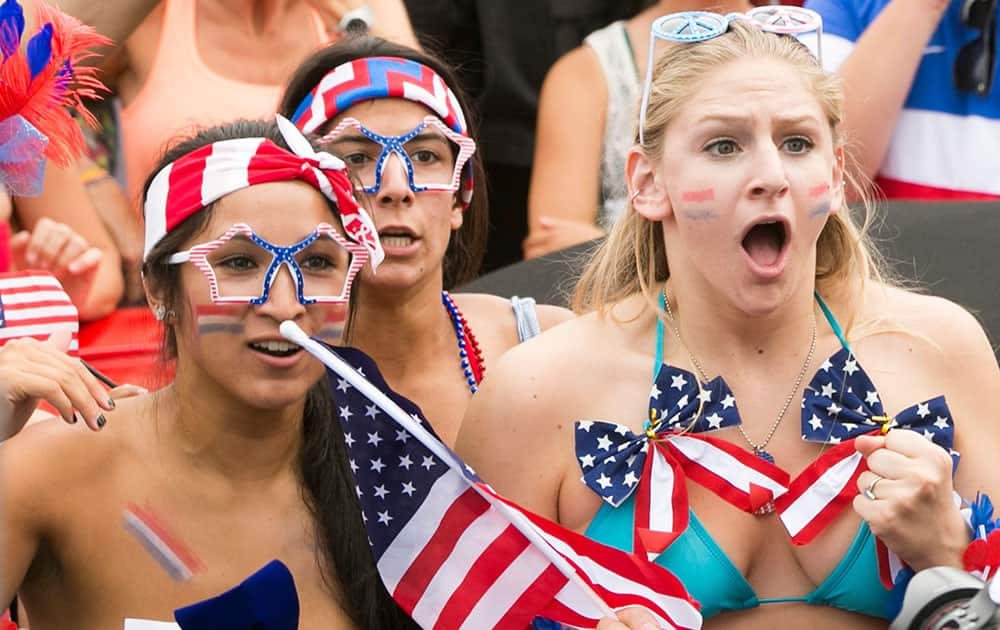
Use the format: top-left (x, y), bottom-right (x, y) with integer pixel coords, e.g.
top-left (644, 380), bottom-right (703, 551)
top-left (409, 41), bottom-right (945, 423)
top-left (2, 0), bottom-right (999, 627)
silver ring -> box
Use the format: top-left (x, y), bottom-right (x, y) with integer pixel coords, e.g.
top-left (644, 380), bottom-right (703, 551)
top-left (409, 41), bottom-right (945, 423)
top-left (863, 476), bottom-right (883, 501)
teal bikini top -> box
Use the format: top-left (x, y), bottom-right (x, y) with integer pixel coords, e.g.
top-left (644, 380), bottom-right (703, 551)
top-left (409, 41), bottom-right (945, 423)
top-left (583, 294), bottom-right (891, 620)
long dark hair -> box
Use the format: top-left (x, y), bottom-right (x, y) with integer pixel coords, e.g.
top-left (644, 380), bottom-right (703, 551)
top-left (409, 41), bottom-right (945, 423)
top-left (279, 36), bottom-right (489, 289)
top-left (141, 120), bottom-right (415, 628)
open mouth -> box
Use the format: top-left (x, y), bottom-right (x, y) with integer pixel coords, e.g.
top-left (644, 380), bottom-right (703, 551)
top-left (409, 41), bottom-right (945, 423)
top-left (248, 340), bottom-right (302, 358)
top-left (741, 220), bottom-right (788, 268)
top-left (379, 229), bottom-right (417, 249)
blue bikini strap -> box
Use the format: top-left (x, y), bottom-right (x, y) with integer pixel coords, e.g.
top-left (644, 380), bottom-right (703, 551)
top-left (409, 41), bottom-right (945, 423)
top-left (655, 291), bottom-right (666, 381)
top-left (814, 291), bottom-right (851, 352)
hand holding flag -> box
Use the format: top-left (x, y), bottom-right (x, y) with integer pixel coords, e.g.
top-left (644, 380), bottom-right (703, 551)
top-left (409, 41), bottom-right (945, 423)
top-left (280, 320), bottom-right (702, 630)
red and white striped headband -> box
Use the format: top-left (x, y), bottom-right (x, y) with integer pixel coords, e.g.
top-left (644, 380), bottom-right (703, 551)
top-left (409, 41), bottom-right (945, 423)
top-left (143, 115), bottom-right (384, 269)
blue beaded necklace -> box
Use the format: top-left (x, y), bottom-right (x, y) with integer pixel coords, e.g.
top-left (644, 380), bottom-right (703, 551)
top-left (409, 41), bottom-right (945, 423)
top-left (441, 291), bottom-right (485, 394)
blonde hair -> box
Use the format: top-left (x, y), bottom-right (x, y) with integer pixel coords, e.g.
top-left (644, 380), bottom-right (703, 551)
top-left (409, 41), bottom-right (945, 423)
top-left (573, 20), bottom-right (895, 337)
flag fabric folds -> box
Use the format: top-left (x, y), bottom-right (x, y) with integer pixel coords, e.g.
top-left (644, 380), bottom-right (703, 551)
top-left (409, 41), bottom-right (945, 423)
top-left (0, 270), bottom-right (78, 353)
top-left (316, 341), bottom-right (702, 630)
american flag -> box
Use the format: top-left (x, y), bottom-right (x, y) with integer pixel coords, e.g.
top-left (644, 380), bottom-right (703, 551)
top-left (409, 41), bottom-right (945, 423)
top-left (282, 324), bottom-right (702, 630)
top-left (0, 271), bottom-right (79, 354)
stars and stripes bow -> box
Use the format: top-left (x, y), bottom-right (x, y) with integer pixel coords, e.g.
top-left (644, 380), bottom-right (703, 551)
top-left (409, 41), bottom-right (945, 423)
top-left (576, 365), bottom-right (790, 560)
top-left (776, 347), bottom-right (956, 571)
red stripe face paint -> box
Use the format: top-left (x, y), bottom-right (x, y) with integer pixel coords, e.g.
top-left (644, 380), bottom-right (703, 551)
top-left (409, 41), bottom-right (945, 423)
top-left (808, 183), bottom-right (830, 198)
top-left (681, 188), bottom-right (715, 203)
top-left (194, 304), bottom-right (246, 337)
top-left (317, 305), bottom-right (348, 345)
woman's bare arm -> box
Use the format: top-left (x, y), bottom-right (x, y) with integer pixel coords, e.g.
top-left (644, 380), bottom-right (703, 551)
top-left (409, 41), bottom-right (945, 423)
top-left (13, 162), bottom-right (124, 320)
top-left (525, 46), bottom-right (608, 259)
top-left (830, 0), bottom-right (948, 182)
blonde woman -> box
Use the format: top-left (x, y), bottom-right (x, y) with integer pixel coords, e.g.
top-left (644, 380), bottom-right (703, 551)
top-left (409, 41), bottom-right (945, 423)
top-left (458, 13), bottom-right (1000, 628)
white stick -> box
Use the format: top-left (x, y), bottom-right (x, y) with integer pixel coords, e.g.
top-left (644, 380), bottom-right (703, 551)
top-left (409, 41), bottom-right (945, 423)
top-left (280, 320), bottom-right (619, 622)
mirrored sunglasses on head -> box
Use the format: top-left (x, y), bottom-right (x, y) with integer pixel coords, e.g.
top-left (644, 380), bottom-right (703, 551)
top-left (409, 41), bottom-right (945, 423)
top-left (638, 6), bottom-right (824, 145)
top-left (319, 115), bottom-right (476, 196)
top-left (167, 223), bottom-right (369, 305)
top-left (956, 0), bottom-right (997, 96)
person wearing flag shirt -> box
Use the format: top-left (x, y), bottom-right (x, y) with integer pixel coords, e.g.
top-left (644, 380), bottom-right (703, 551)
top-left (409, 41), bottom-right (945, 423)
top-left (279, 38), bottom-right (572, 447)
top-left (802, 0), bottom-right (1000, 200)
top-left (457, 15), bottom-right (1000, 628)
top-left (0, 118), bottom-right (422, 628)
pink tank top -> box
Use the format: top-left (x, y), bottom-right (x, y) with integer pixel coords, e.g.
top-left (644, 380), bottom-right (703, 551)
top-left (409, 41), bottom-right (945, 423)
top-left (120, 0), bottom-right (329, 207)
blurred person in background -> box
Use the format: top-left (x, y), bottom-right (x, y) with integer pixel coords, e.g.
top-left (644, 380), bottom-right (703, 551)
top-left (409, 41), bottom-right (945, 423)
top-left (405, 0), bottom-right (653, 272)
top-left (524, 0), bottom-right (757, 260)
top-left (804, 0), bottom-right (1000, 200)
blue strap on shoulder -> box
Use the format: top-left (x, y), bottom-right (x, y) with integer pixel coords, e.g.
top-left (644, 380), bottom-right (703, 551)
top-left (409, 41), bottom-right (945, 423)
top-left (814, 291), bottom-right (851, 352)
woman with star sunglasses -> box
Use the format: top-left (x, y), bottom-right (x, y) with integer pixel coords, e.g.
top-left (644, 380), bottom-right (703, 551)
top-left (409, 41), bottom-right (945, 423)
top-left (0, 118), bottom-right (421, 628)
top-left (457, 10), bottom-right (1000, 628)
top-left (279, 38), bottom-right (572, 447)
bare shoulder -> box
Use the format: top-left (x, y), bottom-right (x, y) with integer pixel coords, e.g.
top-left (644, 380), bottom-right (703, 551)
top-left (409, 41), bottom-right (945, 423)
top-left (535, 303), bottom-right (574, 330)
top-left (537, 44), bottom-right (608, 133)
top-left (1, 402), bottom-right (135, 525)
top-left (461, 308), bottom-right (639, 440)
top-left (866, 284), bottom-right (995, 361)
top-left (453, 292), bottom-right (574, 337)
top-left (544, 44), bottom-right (606, 95)
top-left (455, 313), bottom-right (612, 514)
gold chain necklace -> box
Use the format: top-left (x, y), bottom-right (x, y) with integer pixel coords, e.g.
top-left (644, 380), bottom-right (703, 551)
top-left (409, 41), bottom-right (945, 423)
top-left (662, 293), bottom-right (817, 463)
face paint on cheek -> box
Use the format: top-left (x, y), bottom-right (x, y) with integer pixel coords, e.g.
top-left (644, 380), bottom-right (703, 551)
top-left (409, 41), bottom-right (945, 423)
top-left (316, 305), bottom-right (348, 346)
top-left (809, 200), bottom-right (832, 219)
top-left (681, 209), bottom-right (721, 221)
top-left (194, 304), bottom-right (247, 337)
top-left (808, 183), bottom-right (830, 198)
top-left (681, 188), bottom-right (715, 203)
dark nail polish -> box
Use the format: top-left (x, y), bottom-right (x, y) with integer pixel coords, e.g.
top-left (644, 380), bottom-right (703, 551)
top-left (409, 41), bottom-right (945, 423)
top-left (96, 414), bottom-right (107, 429)
top-left (72, 412), bottom-right (80, 424)
top-left (107, 397), bottom-right (116, 409)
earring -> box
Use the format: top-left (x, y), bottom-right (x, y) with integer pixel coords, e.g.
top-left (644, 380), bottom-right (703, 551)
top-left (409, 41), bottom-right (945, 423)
top-left (630, 189), bottom-right (641, 201)
top-left (153, 304), bottom-right (174, 322)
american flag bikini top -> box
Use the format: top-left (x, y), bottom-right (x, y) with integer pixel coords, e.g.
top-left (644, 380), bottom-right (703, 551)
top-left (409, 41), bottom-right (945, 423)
top-left (575, 294), bottom-right (957, 563)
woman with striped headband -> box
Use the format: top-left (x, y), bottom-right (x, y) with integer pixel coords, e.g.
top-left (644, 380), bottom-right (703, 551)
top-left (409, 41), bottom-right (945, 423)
top-left (280, 38), bottom-right (572, 447)
top-left (0, 117), bottom-right (420, 628)
top-left (458, 11), bottom-right (1000, 629)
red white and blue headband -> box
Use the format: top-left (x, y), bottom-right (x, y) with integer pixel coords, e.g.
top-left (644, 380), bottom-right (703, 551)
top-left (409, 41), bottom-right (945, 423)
top-left (289, 56), bottom-right (475, 210)
top-left (143, 115), bottom-right (383, 269)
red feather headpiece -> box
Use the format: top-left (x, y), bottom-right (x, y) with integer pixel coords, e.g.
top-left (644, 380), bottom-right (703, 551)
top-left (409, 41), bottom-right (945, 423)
top-left (0, 0), bottom-right (108, 179)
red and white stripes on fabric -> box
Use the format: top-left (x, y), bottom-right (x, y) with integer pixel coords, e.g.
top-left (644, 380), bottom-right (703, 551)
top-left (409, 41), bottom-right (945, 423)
top-left (775, 436), bottom-right (905, 589)
top-left (632, 435), bottom-right (792, 560)
top-left (374, 468), bottom-right (702, 630)
top-left (776, 440), bottom-right (868, 545)
top-left (0, 271), bottom-right (79, 355)
top-left (142, 118), bottom-right (382, 268)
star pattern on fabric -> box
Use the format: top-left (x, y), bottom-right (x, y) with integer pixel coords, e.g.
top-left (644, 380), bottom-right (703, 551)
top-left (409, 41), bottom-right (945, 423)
top-left (801, 347), bottom-right (956, 463)
top-left (575, 364), bottom-right (741, 507)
